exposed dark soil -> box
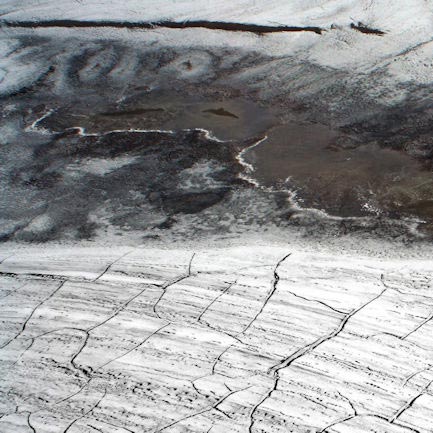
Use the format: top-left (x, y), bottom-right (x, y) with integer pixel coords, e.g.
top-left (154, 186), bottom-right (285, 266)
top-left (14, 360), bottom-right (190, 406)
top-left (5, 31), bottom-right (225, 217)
top-left (350, 22), bottom-right (385, 36)
top-left (1, 34), bottom-right (433, 242)
top-left (1, 19), bottom-right (324, 34)
top-left (202, 108), bottom-right (239, 119)
top-left (4, 127), bottom-right (253, 242)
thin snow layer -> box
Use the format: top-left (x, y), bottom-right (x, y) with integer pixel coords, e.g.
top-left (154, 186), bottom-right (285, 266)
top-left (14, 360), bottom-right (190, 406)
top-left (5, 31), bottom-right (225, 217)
top-left (1, 1), bottom-right (433, 83)
top-left (66, 156), bottom-right (139, 176)
top-left (1, 241), bottom-right (433, 432)
top-left (0, 0), bottom-right (431, 33)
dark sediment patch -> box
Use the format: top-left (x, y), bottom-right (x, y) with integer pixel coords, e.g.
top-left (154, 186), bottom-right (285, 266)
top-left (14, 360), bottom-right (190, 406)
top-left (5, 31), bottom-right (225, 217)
top-left (8, 65), bottom-right (56, 98)
top-left (401, 200), bottom-right (433, 219)
top-left (339, 87), bottom-right (433, 164)
top-left (159, 190), bottom-right (231, 214)
top-left (1, 19), bottom-right (324, 35)
top-left (350, 22), bottom-right (385, 36)
top-left (202, 108), bottom-right (239, 119)
top-left (3, 127), bottom-right (250, 242)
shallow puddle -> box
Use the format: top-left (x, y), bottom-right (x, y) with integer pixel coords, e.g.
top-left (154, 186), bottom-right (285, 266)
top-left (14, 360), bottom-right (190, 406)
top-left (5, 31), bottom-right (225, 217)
top-left (243, 123), bottom-right (433, 218)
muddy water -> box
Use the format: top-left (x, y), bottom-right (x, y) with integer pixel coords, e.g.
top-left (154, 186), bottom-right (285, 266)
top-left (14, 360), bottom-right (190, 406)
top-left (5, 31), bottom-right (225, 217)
top-left (243, 123), bottom-right (433, 219)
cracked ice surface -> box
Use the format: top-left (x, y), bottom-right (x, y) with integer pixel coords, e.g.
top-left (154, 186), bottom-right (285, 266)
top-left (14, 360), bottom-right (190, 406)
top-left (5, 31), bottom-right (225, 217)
top-left (1, 243), bottom-right (433, 432)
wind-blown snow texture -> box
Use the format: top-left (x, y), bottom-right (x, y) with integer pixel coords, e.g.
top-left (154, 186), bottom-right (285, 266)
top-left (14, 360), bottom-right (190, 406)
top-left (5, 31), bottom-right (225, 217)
top-left (1, 243), bottom-right (433, 433)
top-left (2, 0), bottom-right (433, 76)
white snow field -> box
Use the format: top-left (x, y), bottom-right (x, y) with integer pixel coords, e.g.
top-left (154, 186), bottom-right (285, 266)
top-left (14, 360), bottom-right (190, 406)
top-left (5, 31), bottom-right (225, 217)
top-left (1, 240), bottom-right (433, 433)
top-left (2, 0), bottom-right (433, 100)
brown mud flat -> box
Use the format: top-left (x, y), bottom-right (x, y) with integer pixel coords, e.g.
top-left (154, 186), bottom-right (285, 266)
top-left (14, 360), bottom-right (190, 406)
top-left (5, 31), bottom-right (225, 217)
top-left (100, 108), bottom-right (165, 117)
top-left (242, 123), bottom-right (433, 219)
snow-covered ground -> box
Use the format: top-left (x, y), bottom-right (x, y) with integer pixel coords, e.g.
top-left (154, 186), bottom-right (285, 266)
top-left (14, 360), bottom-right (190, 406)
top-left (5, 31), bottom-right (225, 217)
top-left (0, 0), bottom-right (431, 34)
top-left (1, 239), bottom-right (433, 433)
top-left (1, 0), bottom-right (433, 76)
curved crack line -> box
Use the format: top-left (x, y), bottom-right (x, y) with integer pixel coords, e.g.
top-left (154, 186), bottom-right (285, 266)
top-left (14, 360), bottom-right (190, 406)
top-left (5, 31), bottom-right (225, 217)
top-left (318, 414), bottom-right (356, 433)
top-left (319, 413), bottom-right (421, 433)
top-left (0, 254), bottom-right (14, 265)
top-left (12, 326), bottom-right (92, 378)
top-left (337, 391), bottom-right (357, 416)
top-left (401, 311), bottom-right (433, 341)
top-left (0, 411), bottom-right (36, 433)
top-left (55, 322), bottom-right (170, 406)
top-left (70, 330), bottom-right (90, 375)
top-left (0, 280), bottom-right (66, 350)
top-left (211, 345), bottom-right (233, 375)
top-left (270, 284), bottom-right (386, 373)
top-left (55, 379), bottom-right (93, 405)
top-left (95, 322), bottom-right (170, 370)
top-left (285, 289), bottom-right (347, 315)
top-left (201, 255), bottom-right (291, 385)
top-left (191, 381), bottom-right (212, 400)
top-left (214, 406), bottom-right (232, 419)
top-left (93, 250), bottom-right (135, 282)
top-left (389, 378), bottom-right (433, 424)
top-left (156, 386), bottom-right (251, 432)
top-left (196, 279), bottom-right (246, 346)
top-left (189, 374), bottom-right (230, 400)
top-left (200, 320), bottom-right (244, 348)
top-left (27, 412), bottom-right (36, 433)
top-left (366, 332), bottom-right (427, 353)
top-left (0, 282), bottom-right (26, 300)
top-left (403, 366), bottom-right (432, 386)
top-left (379, 275), bottom-right (413, 296)
top-left (197, 280), bottom-right (237, 323)
top-left (242, 253), bottom-right (291, 334)
top-left (63, 389), bottom-right (107, 433)
top-left (14, 326), bottom-right (89, 365)
top-left (248, 281), bottom-right (387, 433)
top-left (87, 280), bottom-right (161, 333)
top-left (381, 274), bottom-right (433, 341)
top-left (153, 253), bottom-right (196, 319)
top-left (317, 392), bottom-right (358, 432)
top-left (93, 418), bottom-right (136, 433)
